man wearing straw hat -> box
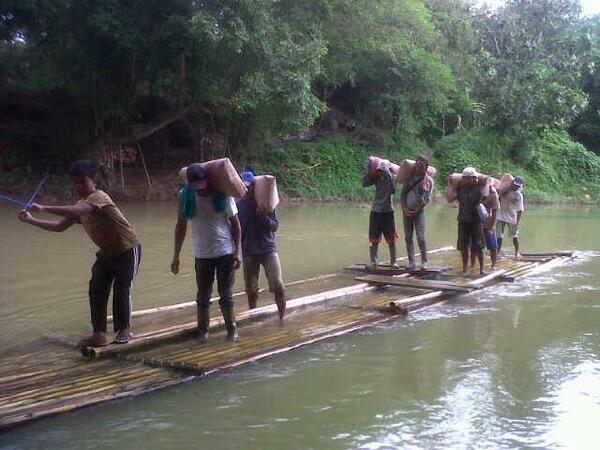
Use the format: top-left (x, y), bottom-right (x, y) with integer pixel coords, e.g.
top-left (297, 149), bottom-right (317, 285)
top-left (171, 163), bottom-right (242, 342)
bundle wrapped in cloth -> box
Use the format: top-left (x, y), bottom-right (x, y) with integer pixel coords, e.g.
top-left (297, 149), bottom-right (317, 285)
top-left (179, 158), bottom-right (247, 198)
top-left (498, 173), bottom-right (515, 193)
top-left (253, 175), bottom-right (280, 212)
top-left (446, 172), bottom-right (490, 202)
top-left (396, 159), bottom-right (437, 183)
top-left (365, 156), bottom-right (400, 179)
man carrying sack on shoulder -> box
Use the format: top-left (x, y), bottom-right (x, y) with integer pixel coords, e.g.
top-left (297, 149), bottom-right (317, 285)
top-left (362, 158), bottom-right (399, 268)
top-left (496, 176), bottom-right (525, 258)
top-left (171, 163), bottom-right (242, 342)
top-left (456, 167), bottom-right (486, 275)
top-left (400, 155), bottom-right (434, 269)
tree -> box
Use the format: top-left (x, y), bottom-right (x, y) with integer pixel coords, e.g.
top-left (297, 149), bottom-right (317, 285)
top-left (473, 0), bottom-right (589, 133)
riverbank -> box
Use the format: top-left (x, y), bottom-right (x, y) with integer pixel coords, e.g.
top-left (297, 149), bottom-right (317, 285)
top-left (1, 129), bottom-right (598, 205)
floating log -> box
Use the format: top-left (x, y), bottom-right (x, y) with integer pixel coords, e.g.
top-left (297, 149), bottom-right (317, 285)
top-left (343, 263), bottom-right (451, 276)
top-left (356, 275), bottom-right (478, 292)
top-left (521, 251), bottom-right (573, 257)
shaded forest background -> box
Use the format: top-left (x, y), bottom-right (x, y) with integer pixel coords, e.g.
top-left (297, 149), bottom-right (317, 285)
top-left (1, 0), bottom-right (599, 201)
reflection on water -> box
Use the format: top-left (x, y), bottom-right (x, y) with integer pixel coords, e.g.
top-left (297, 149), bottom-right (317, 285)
top-left (1, 203), bottom-right (600, 449)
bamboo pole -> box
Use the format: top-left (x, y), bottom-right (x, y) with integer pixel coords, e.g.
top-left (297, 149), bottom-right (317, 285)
top-left (119, 144), bottom-right (125, 188)
top-left (135, 140), bottom-right (152, 189)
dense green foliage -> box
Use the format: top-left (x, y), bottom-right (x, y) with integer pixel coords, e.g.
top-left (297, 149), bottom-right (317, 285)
top-left (1, 0), bottom-right (599, 201)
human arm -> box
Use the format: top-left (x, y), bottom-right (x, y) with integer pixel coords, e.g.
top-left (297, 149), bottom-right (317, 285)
top-left (516, 210), bottom-right (523, 226)
top-left (29, 201), bottom-right (94, 219)
top-left (171, 200), bottom-right (187, 275)
top-left (257, 208), bottom-right (279, 232)
top-left (229, 215), bottom-right (242, 269)
top-left (18, 211), bottom-right (77, 232)
top-left (361, 168), bottom-right (375, 187)
top-left (400, 180), bottom-right (409, 210)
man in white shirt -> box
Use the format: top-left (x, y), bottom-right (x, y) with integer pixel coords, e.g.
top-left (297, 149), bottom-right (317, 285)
top-left (171, 163), bottom-right (242, 341)
top-left (496, 176), bottom-right (525, 258)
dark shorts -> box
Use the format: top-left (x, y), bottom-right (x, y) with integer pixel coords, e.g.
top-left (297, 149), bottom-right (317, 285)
top-left (369, 211), bottom-right (398, 244)
top-left (458, 221), bottom-right (484, 251)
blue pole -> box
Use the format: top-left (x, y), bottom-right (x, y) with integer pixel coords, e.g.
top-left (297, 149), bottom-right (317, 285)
top-left (0, 193), bottom-right (27, 207)
top-left (22, 172), bottom-right (49, 211)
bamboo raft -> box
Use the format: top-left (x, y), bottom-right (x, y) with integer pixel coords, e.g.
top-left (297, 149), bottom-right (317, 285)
top-left (0, 248), bottom-right (574, 429)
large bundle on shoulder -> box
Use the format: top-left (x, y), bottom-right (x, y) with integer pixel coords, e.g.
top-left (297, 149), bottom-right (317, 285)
top-left (253, 175), bottom-right (280, 212)
top-left (179, 158), bottom-right (247, 198)
top-left (497, 173), bottom-right (515, 193)
top-left (365, 156), bottom-right (400, 179)
top-left (447, 172), bottom-right (492, 202)
top-left (397, 159), bottom-right (437, 183)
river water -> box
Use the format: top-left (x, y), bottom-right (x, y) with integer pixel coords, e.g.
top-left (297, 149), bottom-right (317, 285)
top-left (1, 202), bottom-right (599, 449)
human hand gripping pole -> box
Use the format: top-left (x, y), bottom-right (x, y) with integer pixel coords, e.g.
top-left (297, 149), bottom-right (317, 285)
top-left (21, 171), bottom-right (49, 213)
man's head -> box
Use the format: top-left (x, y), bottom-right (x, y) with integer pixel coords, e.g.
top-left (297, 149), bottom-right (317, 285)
top-left (186, 163), bottom-right (209, 195)
top-left (512, 176), bottom-right (524, 190)
top-left (462, 166), bottom-right (479, 185)
top-left (70, 160), bottom-right (97, 198)
top-left (415, 154), bottom-right (429, 175)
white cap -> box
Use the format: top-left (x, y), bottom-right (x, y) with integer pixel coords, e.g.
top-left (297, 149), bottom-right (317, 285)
top-left (377, 159), bottom-right (391, 171)
top-left (462, 166), bottom-right (478, 177)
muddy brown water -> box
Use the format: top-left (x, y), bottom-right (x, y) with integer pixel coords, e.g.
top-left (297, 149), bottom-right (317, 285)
top-left (1, 202), bottom-right (599, 449)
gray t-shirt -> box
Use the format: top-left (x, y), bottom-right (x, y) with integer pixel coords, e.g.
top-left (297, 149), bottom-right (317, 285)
top-left (362, 168), bottom-right (396, 213)
top-left (191, 193), bottom-right (237, 258)
top-left (497, 189), bottom-right (524, 224)
top-left (401, 175), bottom-right (434, 210)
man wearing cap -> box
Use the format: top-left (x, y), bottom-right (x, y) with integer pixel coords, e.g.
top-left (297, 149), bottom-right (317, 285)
top-left (400, 155), bottom-right (434, 269)
top-left (471, 185), bottom-right (500, 271)
top-left (496, 176), bottom-right (525, 258)
top-left (171, 163), bottom-right (242, 341)
top-left (236, 170), bottom-right (286, 319)
top-left (362, 158), bottom-right (398, 268)
top-left (456, 167), bottom-right (486, 275)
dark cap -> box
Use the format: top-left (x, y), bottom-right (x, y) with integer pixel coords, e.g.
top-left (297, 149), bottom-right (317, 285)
top-left (513, 176), bottom-right (524, 187)
top-left (186, 163), bottom-right (208, 191)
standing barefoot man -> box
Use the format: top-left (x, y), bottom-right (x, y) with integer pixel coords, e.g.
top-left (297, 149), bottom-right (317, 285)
top-left (455, 167), bottom-right (485, 275)
top-left (19, 160), bottom-right (141, 348)
top-left (497, 176), bottom-right (525, 258)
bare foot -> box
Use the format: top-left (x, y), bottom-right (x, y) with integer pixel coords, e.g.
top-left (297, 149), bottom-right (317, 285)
top-left (76, 332), bottom-right (109, 349)
top-left (113, 327), bottom-right (133, 344)
top-left (515, 252), bottom-right (522, 259)
top-left (275, 297), bottom-right (286, 320)
top-left (479, 270), bottom-right (488, 276)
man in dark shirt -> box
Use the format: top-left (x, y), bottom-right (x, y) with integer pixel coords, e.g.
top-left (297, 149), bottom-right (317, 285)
top-left (236, 170), bottom-right (286, 319)
top-left (456, 167), bottom-right (485, 275)
top-left (400, 155), bottom-right (434, 269)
